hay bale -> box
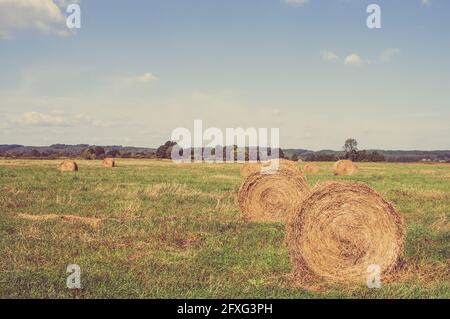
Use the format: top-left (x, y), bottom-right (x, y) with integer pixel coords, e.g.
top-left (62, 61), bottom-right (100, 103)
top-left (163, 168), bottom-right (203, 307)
top-left (240, 159), bottom-right (301, 178)
top-left (287, 182), bottom-right (405, 285)
top-left (333, 159), bottom-right (358, 176)
top-left (303, 163), bottom-right (319, 174)
top-left (58, 160), bottom-right (78, 172)
top-left (237, 167), bottom-right (310, 222)
top-left (240, 162), bottom-right (261, 178)
top-left (102, 158), bottom-right (116, 168)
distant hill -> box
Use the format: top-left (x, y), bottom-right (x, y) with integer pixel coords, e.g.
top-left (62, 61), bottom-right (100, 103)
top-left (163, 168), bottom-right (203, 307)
top-left (0, 144), bottom-right (156, 159)
top-left (273, 149), bottom-right (450, 163)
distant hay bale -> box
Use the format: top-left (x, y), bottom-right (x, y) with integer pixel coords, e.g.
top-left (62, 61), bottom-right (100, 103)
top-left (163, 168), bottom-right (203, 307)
top-left (240, 159), bottom-right (301, 178)
top-left (303, 163), bottom-right (319, 174)
top-left (287, 182), bottom-right (405, 285)
top-left (102, 158), bottom-right (116, 168)
top-left (333, 159), bottom-right (358, 176)
top-left (237, 167), bottom-right (310, 222)
top-left (58, 160), bottom-right (78, 172)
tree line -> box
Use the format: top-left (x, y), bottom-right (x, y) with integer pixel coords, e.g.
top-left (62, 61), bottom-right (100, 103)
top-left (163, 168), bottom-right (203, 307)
top-left (1, 139), bottom-right (449, 163)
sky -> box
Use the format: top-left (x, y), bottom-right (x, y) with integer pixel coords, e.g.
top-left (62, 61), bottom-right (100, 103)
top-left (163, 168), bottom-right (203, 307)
top-left (0, 0), bottom-right (449, 150)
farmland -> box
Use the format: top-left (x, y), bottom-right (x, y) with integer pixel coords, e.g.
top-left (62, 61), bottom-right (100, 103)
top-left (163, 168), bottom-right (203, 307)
top-left (0, 159), bottom-right (449, 298)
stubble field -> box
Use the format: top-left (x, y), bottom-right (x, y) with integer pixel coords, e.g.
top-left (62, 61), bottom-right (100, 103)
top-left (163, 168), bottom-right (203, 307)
top-left (0, 159), bottom-right (448, 298)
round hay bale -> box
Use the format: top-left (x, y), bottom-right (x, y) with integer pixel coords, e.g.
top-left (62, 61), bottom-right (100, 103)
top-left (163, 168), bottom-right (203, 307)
top-left (287, 182), bottom-right (405, 285)
top-left (58, 160), bottom-right (78, 172)
top-left (237, 167), bottom-right (310, 222)
top-left (240, 162), bottom-right (260, 178)
top-left (333, 159), bottom-right (358, 176)
top-left (102, 158), bottom-right (116, 168)
top-left (240, 159), bottom-right (301, 178)
top-left (303, 163), bottom-right (319, 174)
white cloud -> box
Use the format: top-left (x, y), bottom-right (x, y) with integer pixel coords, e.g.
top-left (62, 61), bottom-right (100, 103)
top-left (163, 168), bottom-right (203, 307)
top-left (0, 0), bottom-right (75, 39)
top-left (13, 112), bottom-right (69, 127)
top-left (55, 0), bottom-right (80, 7)
top-left (322, 49), bottom-right (400, 66)
top-left (12, 111), bottom-right (111, 128)
top-left (421, 0), bottom-right (430, 6)
top-left (134, 72), bottom-right (159, 83)
top-left (380, 48), bottom-right (400, 62)
top-left (284, 0), bottom-right (309, 6)
top-left (320, 50), bottom-right (339, 62)
top-left (344, 53), bottom-right (364, 66)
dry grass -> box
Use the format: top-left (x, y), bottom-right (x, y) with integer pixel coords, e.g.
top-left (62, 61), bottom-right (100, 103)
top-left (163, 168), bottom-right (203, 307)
top-left (0, 159), bottom-right (448, 298)
top-left (18, 213), bottom-right (102, 228)
top-left (303, 163), bottom-right (319, 174)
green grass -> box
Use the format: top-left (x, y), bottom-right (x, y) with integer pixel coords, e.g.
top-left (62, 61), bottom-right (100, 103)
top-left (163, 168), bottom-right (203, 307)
top-left (0, 159), bottom-right (449, 299)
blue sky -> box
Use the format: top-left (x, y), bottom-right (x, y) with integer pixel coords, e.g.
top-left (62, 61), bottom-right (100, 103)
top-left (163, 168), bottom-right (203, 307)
top-left (0, 0), bottom-right (449, 150)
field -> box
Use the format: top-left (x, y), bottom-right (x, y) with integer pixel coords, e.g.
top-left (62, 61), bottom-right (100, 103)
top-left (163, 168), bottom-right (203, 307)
top-left (0, 159), bottom-right (449, 299)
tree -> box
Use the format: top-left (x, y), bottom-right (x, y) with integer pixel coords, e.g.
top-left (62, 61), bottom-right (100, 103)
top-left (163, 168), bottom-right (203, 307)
top-left (292, 154), bottom-right (299, 162)
top-left (369, 151), bottom-right (386, 162)
top-left (106, 149), bottom-right (121, 158)
top-left (30, 149), bottom-right (41, 158)
top-left (81, 147), bottom-right (95, 160)
top-left (156, 141), bottom-right (178, 159)
top-left (343, 138), bottom-right (358, 161)
top-left (343, 138), bottom-right (358, 154)
top-left (93, 146), bottom-right (105, 159)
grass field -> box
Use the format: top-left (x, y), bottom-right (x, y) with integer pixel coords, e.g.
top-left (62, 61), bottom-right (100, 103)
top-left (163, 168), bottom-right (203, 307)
top-left (0, 159), bottom-right (449, 299)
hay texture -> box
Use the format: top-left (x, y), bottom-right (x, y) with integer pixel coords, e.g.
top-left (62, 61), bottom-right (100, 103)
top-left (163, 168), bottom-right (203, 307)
top-left (303, 163), bottom-right (319, 174)
top-left (102, 158), bottom-right (116, 168)
top-left (240, 159), bottom-right (301, 178)
top-left (240, 162), bottom-right (261, 178)
top-left (237, 167), bottom-right (310, 222)
top-left (58, 160), bottom-right (78, 172)
top-left (333, 160), bottom-right (358, 176)
top-left (287, 182), bottom-right (405, 285)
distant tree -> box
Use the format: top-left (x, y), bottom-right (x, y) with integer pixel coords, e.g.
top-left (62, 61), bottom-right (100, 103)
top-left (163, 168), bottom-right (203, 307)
top-left (156, 141), bottom-right (178, 159)
top-left (355, 150), bottom-right (367, 162)
top-left (30, 149), bottom-right (41, 158)
top-left (49, 144), bottom-right (67, 150)
top-left (93, 146), bottom-right (105, 158)
top-left (291, 154), bottom-right (299, 162)
top-left (369, 151), bottom-right (386, 162)
top-left (40, 151), bottom-right (52, 158)
top-left (305, 153), bottom-right (337, 162)
top-left (277, 148), bottom-right (285, 159)
top-left (266, 147), bottom-right (284, 158)
top-left (106, 149), bottom-right (121, 158)
top-left (343, 138), bottom-right (358, 161)
top-left (134, 152), bottom-right (146, 159)
top-left (81, 147), bottom-right (95, 160)
top-left (343, 138), bottom-right (358, 153)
